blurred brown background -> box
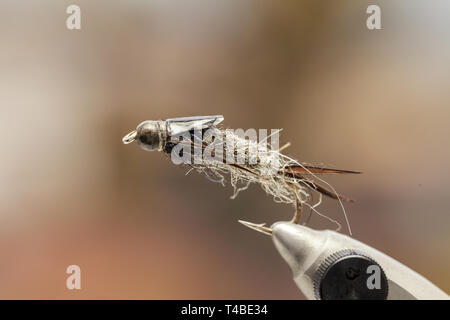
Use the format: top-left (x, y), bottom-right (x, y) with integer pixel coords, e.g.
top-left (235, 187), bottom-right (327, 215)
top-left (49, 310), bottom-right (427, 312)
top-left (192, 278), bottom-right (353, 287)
top-left (0, 0), bottom-right (449, 299)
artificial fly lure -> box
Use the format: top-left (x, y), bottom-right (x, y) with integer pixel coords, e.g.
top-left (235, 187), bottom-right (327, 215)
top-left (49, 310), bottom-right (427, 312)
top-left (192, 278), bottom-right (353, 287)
top-left (122, 115), bottom-right (360, 235)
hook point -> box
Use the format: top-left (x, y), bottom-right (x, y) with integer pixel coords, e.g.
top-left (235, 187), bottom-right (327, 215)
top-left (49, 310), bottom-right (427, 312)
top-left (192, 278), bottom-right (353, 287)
top-left (238, 220), bottom-right (272, 236)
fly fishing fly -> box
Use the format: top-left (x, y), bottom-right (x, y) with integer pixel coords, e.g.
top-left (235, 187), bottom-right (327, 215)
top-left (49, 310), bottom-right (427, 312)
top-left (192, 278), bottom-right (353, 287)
top-left (122, 115), bottom-right (360, 235)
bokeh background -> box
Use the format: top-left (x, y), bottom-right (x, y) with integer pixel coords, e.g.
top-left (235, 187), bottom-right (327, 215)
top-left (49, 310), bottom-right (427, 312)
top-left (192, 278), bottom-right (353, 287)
top-left (0, 0), bottom-right (449, 299)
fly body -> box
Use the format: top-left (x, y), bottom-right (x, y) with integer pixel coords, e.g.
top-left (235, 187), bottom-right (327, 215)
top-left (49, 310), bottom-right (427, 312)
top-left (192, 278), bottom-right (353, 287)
top-left (123, 115), bottom-right (360, 233)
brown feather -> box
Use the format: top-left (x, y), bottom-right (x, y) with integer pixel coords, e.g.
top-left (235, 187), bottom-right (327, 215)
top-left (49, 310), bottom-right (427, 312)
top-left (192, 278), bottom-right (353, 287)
top-left (283, 165), bottom-right (361, 175)
top-left (178, 139), bottom-right (356, 202)
top-left (283, 170), bottom-right (355, 202)
top-left (300, 179), bottom-right (355, 202)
